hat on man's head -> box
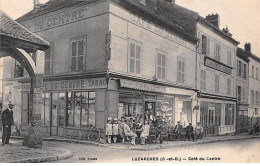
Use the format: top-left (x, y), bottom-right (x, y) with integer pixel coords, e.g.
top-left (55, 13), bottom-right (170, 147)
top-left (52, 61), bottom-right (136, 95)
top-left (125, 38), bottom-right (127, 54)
top-left (108, 117), bottom-right (112, 121)
top-left (177, 121), bottom-right (180, 123)
top-left (114, 118), bottom-right (118, 121)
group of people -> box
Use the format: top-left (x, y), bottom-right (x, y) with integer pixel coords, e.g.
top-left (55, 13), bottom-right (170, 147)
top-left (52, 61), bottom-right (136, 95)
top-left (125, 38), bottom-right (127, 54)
top-left (173, 121), bottom-right (204, 141)
top-left (105, 116), bottom-right (150, 145)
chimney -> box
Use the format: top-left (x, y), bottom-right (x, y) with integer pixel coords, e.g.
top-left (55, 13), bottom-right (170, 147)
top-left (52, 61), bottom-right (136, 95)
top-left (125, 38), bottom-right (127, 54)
top-left (164, 0), bottom-right (176, 3)
top-left (245, 43), bottom-right (251, 53)
top-left (33, 0), bottom-right (40, 10)
top-left (222, 26), bottom-right (233, 37)
top-left (205, 13), bottom-right (220, 28)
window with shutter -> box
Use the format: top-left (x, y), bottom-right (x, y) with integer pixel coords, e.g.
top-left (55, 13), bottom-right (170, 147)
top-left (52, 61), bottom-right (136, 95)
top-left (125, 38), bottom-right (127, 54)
top-left (206, 37), bottom-right (210, 56)
top-left (239, 61), bottom-right (242, 77)
top-left (243, 63), bottom-right (247, 79)
top-left (252, 66), bottom-right (255, 78)
top-left (177, 58), bottom-right (185, 83)
top-left (70, 36), bottom-right (86, 72)
top-left (227, 78), bottom-right (231, 95)
top-left (202, 35), bottom-right (207, 55)
top-left (200, 70), bottom-right (206, 91)
top-left (227, 50), bottom-right (231, 66)
top-left (44, 42), bottom-right (54, 75)
top-left (128, 41), bottom-right (142, 74)
top-left (156, 50), bottom-right (167, 80)
top-left (256, 68), bottom-right (258, 79)
top-left (251, 90), bottom-right (254, 105)
top-left (215, 74), bottom-right (219, 93)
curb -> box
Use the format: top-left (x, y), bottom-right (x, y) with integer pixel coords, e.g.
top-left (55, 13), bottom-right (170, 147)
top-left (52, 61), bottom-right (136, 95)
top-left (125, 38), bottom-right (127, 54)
top-left (11, 135), bottom-right (260, 151)
top-left (7, 148), bottom-right (73, 163)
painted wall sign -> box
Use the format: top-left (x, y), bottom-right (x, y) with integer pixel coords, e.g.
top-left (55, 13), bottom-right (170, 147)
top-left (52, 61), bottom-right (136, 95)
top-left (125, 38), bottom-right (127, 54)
top-left (43, 78), bottom-right (107, 91)
top-left (204, 56), bottom-right (232, 75)
top-left (129, 12), bottom-right (188, 47)
top-left (25, 7), bottom-right (88, 32)
top-left (120, 79), bottom-right (193, 96)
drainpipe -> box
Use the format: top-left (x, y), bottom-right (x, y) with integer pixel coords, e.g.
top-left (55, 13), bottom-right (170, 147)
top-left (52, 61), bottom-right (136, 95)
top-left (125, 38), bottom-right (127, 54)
top-left (195, 38), bottom-right (200, 125)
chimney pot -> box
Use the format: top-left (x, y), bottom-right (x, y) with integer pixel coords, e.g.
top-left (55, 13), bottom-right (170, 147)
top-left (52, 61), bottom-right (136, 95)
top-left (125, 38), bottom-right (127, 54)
top-left (245, 43), bottom-right (251, 53)
top-left (205, 13), bottom-right (220, 28)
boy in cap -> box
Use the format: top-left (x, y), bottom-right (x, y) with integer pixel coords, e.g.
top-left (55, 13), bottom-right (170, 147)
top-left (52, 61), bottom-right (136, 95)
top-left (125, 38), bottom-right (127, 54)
top-left (106, 117), bottom-right (113, 144)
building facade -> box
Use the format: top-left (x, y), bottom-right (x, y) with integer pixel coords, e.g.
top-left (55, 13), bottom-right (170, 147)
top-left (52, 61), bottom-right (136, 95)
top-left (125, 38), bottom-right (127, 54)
top-left (1, 0), bottom-right (201, 138)
top-left (235, 47), bottom-right (249, 134)
top-left (196, 14), bottom-right (239, 135)
top-left (246, 44), bottom-right (260, 126)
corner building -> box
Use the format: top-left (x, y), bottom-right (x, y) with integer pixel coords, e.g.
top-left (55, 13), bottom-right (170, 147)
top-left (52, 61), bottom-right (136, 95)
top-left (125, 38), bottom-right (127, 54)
top-left (12, 0), bottom-right (199, 137)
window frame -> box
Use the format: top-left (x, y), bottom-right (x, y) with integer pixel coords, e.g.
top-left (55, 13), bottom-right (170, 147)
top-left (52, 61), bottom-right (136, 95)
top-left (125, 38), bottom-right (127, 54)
top-left (214, 42), bottom-right (221, 61)
top-left (256, 68), bottom-right (259, 79)
top-left (200, 70), bottom-right (206, 91)
top-left (128, 39), bottom-right (143, 75)
top-left (69, 36), bottom-right (87, 72)
top-left (227, 78), bottom-right (231, 96)
top-left (227, 49), bottom-right (232, 66)
top-left (215, 74), bottom-right (220, 93)
top-left (155, 49), bottom-right (167, 80)
top-left (44, 42), bottom-right (54, 75)
top-left (252, 65), bottom-right (255, 78)
top-left (177, 57), bottom-right (186, 84)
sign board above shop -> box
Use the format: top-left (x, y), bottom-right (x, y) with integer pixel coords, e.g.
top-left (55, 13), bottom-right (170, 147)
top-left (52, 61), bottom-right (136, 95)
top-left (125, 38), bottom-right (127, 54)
top-left (120, 79), bottom-right (194, 96)
top-left (204, 56), bottom-right (232, 75)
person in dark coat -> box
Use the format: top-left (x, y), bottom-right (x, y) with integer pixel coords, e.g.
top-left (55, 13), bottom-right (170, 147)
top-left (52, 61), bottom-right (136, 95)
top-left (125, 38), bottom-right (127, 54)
top-left (186, 123), bottom-right (194, 141)
top-left (1, 103), bottom-right (14, 146)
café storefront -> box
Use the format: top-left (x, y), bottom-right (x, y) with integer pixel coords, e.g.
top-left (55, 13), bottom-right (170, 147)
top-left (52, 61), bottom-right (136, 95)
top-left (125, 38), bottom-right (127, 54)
top-left (19, 77), bottom-right (197, 138)
top-left (117, 79), bottom-right (196, 127)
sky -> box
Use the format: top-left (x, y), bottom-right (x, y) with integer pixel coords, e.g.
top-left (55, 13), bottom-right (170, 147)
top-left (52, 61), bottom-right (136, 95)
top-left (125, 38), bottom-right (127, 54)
top-left (1, 0), bottom-right (260, 57)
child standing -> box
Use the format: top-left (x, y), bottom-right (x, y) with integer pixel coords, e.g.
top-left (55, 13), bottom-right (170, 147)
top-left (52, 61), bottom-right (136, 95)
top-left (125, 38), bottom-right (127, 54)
top-left (106, 117), bottom-right (113, 144)
top-left (118, 117), bottom-right (125, 143)
top-left (140, 120), bottom-right (150, 145)
top-left (112, 118), bottom-right (119, 143)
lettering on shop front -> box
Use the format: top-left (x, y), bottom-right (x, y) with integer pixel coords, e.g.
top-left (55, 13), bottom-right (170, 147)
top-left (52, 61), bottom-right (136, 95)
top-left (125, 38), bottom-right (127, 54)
top-left (129, 13), bottom-right (188, 46)
top-left (204, 57), bottom-right (232, 75)
top-left (43, 78), bottom-right (107, 91)
top-left (32, 7), bottom-right (87, 32)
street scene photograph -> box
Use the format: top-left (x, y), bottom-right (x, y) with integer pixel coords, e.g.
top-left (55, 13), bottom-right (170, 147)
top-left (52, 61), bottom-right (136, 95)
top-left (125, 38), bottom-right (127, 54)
top-left (0, 0), bottom-right (260, 163)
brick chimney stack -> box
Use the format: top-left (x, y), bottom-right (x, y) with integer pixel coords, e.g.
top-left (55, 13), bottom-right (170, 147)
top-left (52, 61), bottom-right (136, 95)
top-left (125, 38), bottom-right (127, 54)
top-left (205, 13), bottom-right (220, 28)
top-left (245, 43), bottom-right (251, 53)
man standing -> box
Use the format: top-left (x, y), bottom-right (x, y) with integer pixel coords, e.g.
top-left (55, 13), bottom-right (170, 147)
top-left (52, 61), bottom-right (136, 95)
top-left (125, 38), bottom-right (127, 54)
top-left (174, 121), bottom-right (182, 140)
top-left (1, 103), bottom-right (14, 146)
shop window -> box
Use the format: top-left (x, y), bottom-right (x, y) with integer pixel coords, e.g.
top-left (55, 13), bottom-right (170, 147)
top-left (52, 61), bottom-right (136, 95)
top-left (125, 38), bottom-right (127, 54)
top-left (225, 104), bottom-right (234, 125)
top-left (227, 50), bottom-right (232, 66)
top-left (70, 36), bottom-right (86, 72)
top-left (156, 96), bottom-right (174, 125)
top-left (129, 41), bottom-right (142, 74)
top-left (214, 43), bottom-right (221, 61)
top-left (177, 57), bottom-right (185, 83)
top-left (215, 74), bottom-right (219, 93)
top-left (43, 93), bottom-right (51, 125)
top-left (156, 51), bottom-right (167, 80)
top-left (227, 78), bottom-right (231, 95)
top-left (44, 42), bottom-right (54, 75)
top-left (52, 93), bottom-right (65, 126)
top-left (67, 92), bottom-right (96, 127)
top-left (208, 108), bottom-right (214, 125)
top-left (200, 70), bottom-right (206, 91)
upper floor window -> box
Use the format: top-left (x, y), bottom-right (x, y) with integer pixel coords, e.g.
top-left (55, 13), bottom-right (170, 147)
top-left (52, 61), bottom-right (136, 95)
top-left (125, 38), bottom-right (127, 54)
top-left (243, 63), bottom-right (247, 79)
top-left (227, 78), bottom-right (231, 95)
top-left (256, 68), bottom-right (259, 79)
top-left (156, 50), bottom-right (167, 80)
top-left (201, 35), bottom-right (210, 55)
top-left (70, 36), bottom-right (86, 72)
top-left (200, 70), bottom-right (206, 91)
top-left (129, 41), bottom-right (142, 74)
top-left (215, 74), bottom-right (219, 93)
top-left (237, 86), bottom-right (241, 102)
top-left (177, 57), bottom-right (186, 83)
top-left (251, 90), bottom-right (254, 105)
top-left (227, 50), bottom-right (232, 66)
top-left (252, 65), bottom-right (254, 78)
top-left (256, 91), bottom-right (259, 106)
top-left (214, 43), bottom-right (221, 61)
top-left (45, 42), bottom-right (54, 75)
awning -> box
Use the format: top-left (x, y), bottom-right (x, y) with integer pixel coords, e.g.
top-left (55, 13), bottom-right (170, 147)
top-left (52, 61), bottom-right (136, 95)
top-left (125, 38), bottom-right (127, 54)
top-left (120, 79), bottom-right (194, 96)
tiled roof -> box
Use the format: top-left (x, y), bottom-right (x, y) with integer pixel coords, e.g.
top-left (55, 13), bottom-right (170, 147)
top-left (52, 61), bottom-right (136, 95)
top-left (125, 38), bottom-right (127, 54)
top-left (237, 47), bottom-right (250, 62)
top-left (0, 10), bottom-right (49, 47)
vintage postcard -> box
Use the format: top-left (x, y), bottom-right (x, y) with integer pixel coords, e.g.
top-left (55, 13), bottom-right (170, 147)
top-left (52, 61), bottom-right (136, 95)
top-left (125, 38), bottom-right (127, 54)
top-left (0, 0), bottom-right (259, 163)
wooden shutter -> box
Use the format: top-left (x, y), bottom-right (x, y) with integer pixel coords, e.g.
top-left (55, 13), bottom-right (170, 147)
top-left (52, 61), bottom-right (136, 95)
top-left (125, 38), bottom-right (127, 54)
top-left (71, 41), bottom-right (77, 72)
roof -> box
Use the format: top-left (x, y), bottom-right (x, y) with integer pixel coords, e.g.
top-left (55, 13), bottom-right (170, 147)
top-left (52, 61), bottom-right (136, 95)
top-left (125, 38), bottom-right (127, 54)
top-left (0, 10), bottom-right (49, 48)
top-left (198, 16), bottom-right (239, 45)
top-left (16, 0), bottom-right (199, 44)
top-left (118, 0), bottom-right (199, 43)
top-left (237, 47), bottom-right (250, 63)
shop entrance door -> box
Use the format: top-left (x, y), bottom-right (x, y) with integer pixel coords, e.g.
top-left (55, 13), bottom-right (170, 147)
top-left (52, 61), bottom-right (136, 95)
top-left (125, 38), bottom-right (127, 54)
top-left (144, 102), bottom-right (155, 121)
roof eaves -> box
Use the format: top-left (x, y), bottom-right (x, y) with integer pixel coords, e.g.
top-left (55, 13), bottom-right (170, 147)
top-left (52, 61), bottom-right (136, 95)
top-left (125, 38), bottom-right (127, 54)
top-left (198, 16), bottom-right (239, 45)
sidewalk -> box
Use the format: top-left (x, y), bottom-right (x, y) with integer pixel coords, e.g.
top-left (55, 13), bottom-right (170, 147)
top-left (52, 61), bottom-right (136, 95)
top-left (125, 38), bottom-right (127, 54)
top-left (11, 133), bottom-right (260, 151)
top-left (0, 140), bottom-right (73, 163)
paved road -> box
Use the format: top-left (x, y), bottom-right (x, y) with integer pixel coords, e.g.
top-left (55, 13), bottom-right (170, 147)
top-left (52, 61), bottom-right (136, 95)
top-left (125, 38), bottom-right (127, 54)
top-left (47, 138), bottom-right (260, 163)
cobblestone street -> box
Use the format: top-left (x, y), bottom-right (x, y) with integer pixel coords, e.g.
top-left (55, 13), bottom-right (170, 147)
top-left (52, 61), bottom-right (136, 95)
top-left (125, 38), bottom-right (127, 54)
top-left (0, 140), bottom-right (72, 163)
